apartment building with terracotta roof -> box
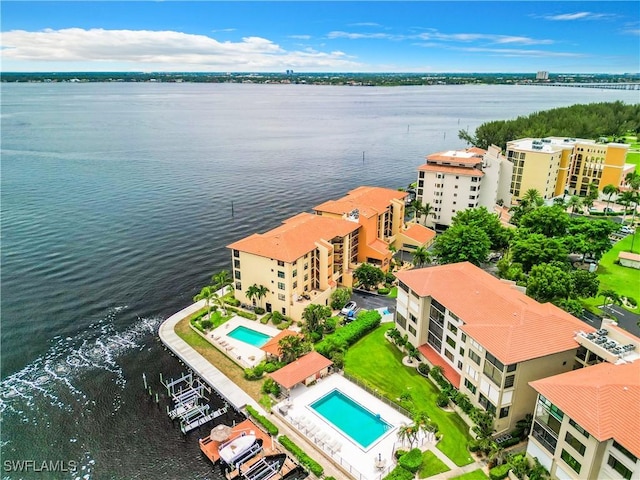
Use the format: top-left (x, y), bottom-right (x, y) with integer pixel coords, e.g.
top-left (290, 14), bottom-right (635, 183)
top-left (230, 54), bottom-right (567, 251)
top-left (527, 322), bottom-right (640, 480)
top-left (313, 186), bottom-right (411, 271)
top-left (506, 137), bottom-right (630, 201)
top-left (227, 212), bottom-right (359, 320)
top-left (415, 145), bottom-right (512, 230)
top-left (394, 262), bottom-right (592, 434)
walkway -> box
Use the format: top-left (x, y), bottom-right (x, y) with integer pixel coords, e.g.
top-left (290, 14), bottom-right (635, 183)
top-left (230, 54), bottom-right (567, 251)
top-left (158, 299), bottom-right (261, 412)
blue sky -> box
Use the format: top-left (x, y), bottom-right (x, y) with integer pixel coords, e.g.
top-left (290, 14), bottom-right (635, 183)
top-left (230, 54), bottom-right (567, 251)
top-left (1, 1), bottom-right (638, 73)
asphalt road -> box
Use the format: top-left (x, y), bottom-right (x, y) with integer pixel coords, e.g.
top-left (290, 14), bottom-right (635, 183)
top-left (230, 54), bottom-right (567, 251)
top-left (351, 289), bottom-right (396, 314)
top-left (600, 304), bottom-right (640, 337)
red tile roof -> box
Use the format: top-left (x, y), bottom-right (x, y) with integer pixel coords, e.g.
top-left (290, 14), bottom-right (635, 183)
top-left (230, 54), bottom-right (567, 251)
top-left (395, 263), bottom-right (593, 365)
top-left (418, 343), bottom-right (461, 388)
top-left (260, 330), bottom-right (302, 357)
top-left (314, 186), bottom-right (407, 219)
top-left (530, 361), bottom-right (640, 457)
top-left (227, 212), bottom-right (359, 263)
top-left (268, 351), bottom-right (333, 390)
top-left (426, 150), bottom-right (484, 165)
top-left (417, 163), bottom-right (484, 177)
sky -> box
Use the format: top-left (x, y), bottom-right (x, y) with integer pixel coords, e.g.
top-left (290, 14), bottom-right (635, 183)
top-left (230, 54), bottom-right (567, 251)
top-left (1, 1), bottom-right (639, 73)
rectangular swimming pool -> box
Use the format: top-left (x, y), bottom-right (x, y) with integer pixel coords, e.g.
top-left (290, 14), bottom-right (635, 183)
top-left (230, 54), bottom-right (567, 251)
top-left (310, 389), bottom-right (392, 449)
top-left (227, 326), bottom-right (271, 347)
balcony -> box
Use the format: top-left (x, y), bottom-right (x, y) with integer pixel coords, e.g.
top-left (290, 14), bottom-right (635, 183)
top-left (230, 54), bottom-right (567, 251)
top-left (531, 421), bottom-right (558, 454)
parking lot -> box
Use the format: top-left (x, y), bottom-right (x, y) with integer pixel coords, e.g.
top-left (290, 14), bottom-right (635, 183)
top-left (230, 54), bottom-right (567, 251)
top-left (350, 289), bottom-right (396, 314)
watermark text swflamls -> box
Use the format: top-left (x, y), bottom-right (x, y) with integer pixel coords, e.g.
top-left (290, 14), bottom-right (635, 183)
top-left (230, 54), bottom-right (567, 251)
top-left (3, 460), bottom-right (78, 473)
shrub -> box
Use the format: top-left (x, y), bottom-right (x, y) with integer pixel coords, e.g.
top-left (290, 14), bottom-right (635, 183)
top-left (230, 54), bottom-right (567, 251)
top-left (315, 310), bottom-right (382, 358)
top-left (200, 319), bottom-right (213, 330)
top-left (261, 377), bottom-right (281, 396)
top-left (398, 448), bottom-right (422, 474)
top-left (382, 466), bottom-right (414, 480)
top-left (324, 316), bottom-right (338, 333)
top-left (436, 392), bottom-right (449, 408)
top-left (277, 321), bottom-right (293, 330)
top-left (395, 449), bottom-right (408, 459)
top-left (330, 287), bottom-right (352, 310)
top-left (254, 307), bottom-right (266, 315)
top-left (224, 296), bottom-right (241, 307)
top-left (244, 364), bottom-right (265, 380)
top-left (417, 363), bottom-right (430, 376)
top-left (626, 296), bottom-right (637, 306)
top-left (279, 435), bottom-right (323, 477)
top-left (378, 287), bottom-right (390, 295)
top-left (489, 463), bottom-right (511, 480)
top-left (233, 309), bottom-right (257, 320)
top-left (263, 362), bottom-right (281, 373)
top-left (245, 405), bottom-right (279, 436)
top-left (271, 311), bottom-right (283, 325)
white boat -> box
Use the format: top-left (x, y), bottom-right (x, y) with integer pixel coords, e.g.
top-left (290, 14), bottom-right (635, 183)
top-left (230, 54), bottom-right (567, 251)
top-left (218, 434), bottom-right (257, 465)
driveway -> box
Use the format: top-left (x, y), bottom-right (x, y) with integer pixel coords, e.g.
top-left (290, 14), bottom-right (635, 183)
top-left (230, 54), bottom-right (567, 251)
top-left (351, 289), bottom-right (396, 314)
top-left (601, 304), bottom-right (640, 337)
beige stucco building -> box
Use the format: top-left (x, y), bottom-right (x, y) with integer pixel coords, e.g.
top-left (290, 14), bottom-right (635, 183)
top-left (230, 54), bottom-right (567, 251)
top-left (394, 262), bottom-right (592, 434)
top-left (527, 322), bottom-right (640, 480)
top-left (415, 145), bottom-right (512, 230)
top-left (506, 137), bottom-right (631, 202)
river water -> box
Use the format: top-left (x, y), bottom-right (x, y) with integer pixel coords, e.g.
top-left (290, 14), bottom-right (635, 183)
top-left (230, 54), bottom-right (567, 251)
top-left (1, 82), bottom-right (636, 479)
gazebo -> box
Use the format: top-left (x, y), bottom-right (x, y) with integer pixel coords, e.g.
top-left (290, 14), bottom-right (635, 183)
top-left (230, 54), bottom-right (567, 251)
top-left (268, 351), bottom-right (333, 394)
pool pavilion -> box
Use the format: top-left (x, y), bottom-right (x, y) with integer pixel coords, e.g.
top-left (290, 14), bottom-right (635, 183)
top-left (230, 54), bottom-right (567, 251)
top-left (269, 351), bottom-right (333, 396)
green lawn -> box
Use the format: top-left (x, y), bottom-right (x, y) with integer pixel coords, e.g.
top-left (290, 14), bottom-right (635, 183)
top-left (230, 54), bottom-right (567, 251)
top-left (345, 324), bottom-right (473, 467)
top-left (449, 469), bottom-right (489, 480)
top-left (581, 231), bottom-right (640, 313)
top-left (388, 286), bottom-right (398, 298)
top-left (418, 450), bottom-right (450, 478)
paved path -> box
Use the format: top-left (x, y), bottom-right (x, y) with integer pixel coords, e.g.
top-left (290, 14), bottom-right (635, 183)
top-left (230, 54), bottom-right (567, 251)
top-left (418, 440), bottom-right (486, 479)
top-left (158, 299), bottom-right (262, 412)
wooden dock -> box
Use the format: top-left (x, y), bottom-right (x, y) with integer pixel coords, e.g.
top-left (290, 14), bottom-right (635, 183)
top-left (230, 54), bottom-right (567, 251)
top-left (199, 419), bottom-right (277, 464)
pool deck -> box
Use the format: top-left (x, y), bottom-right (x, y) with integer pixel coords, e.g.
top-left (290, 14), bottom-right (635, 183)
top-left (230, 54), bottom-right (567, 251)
top-left (207, 317), bottom-right (280, 368)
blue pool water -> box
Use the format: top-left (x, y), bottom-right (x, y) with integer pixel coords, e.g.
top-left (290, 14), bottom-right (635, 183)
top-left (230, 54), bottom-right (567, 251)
top-left (227, 326), bottom-right (271, 347)
top-left (310, 389), bottom-right (391, 449)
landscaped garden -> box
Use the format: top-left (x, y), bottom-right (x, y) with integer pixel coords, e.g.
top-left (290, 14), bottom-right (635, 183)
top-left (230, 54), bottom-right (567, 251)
top-left (450, 469), bottom-right (489, 480)
top-left (344, 323), bottom-right (474, 467)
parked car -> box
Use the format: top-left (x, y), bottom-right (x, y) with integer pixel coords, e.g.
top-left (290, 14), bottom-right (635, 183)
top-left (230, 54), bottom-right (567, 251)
top-left (340, 301), bottom-right (357, 315)
top-left (620, 225), bottom-right (635, 234)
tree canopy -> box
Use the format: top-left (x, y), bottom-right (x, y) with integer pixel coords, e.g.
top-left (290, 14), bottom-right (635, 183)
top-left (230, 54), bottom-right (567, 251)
top-left (432, 223), bottom-right (491, 266)
top-left (353, 263), bottom-right (384, 290)
top-left (450, 207), bottom-right (512, 250)
top-left (458, 101), bottom-right (640, 150)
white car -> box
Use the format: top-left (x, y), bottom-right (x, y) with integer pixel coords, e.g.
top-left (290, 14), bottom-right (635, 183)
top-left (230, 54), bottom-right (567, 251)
top-left (620, 226), bottom-right (635, 234)
top-left (341, 301), bottom-right (357, 315)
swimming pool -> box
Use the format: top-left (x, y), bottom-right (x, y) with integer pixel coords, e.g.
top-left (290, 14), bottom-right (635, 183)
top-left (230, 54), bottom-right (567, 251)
top-left (227, 326), bottom-right (271, 347)
top-left (310, 389), bottom-right (392, 449)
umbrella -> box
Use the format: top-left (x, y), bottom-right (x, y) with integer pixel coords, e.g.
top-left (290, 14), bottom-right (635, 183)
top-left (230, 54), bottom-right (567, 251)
top-left (210, 424), bottom-right (233, 442)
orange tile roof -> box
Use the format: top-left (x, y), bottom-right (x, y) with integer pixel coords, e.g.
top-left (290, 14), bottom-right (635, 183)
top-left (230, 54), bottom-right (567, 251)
top-left (395, 263), bottom-right (594, 364)
top-left (314, 186), bottom-right (407, 219)
top-left (260, 330), bottom-right (302, 357)
top-left (417, 163), bottom-right (484, 177)
top-left (402, 224), bottom-right (436, 245)
top-left (418, 343), bottom-right (461, 388)
top-left (368, 238), bottom-right (391, 256)
top-left (530, 361), bottom-right (640, 457)
top-left (268, 351), bottom-right (333, 390)
top-left (227, 212), bottom-right (359, 263)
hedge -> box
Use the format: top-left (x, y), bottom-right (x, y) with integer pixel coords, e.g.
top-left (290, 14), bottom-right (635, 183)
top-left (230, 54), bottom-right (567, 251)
top-left (315, 310), bottom-right (381, 358)
top-left (489, 463), bottom-right (511, 480)
top-left (245, 405), bottom-right (278, 436)
top-left (382, 465), bottom-right (415, 480)
top-left (398, 448), bottom-right (422, 474)
top-left (278, 435), bottom-right (323, 477)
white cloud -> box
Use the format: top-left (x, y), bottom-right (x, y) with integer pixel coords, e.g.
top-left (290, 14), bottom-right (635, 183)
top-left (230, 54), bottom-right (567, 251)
top-left (327, 31), bottom-right (400, 40)
top-left (289, 34), bottom-right (311, 40)
top-left (0, 28), bottom-right (362, 71)
top-left (458, 47), bottom-right (586, 58)
top-left (328, 29), bottom-right (552, 45)
top-left (544, 12), bottom-right (614, 21)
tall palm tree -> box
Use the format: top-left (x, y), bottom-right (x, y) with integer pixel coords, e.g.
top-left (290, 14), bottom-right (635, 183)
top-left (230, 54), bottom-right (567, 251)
top-left (603, 184), bottom-right (619, 212)
top-left (522, 188), bottom-right (543, 208)
top-left (408, 199), bottom-right (422, 222)
top-left (567, 195), bottom-right (582, 214)
top-left (246, 284), bottom-right (259, 306)
top-left (255, 284), bottom-right (269, 308)
top-left (412, 246), bottom-right (431, 267)
top-left (211, 270), bottom-right (233, 293)
top-left (193, 286), bottom-right (214, 318)
top-left (420, 202), bottom-right (434, 225)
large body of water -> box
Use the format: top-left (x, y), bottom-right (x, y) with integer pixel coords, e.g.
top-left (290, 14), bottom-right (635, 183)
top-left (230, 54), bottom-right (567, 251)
top-left (1, 82), bottom-right (637, 479)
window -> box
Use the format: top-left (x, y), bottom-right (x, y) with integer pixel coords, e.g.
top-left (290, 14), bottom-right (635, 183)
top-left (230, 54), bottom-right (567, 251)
top-left (569, 419), bottom-right (590, 439)
top-left (464, 378), bottom-right (477, 394)
top-left (469, 351), bottom-right (481, 365)
top-left (461, 333), bottom-right (467, 342)
top-left (499, 406), bottom-right (510, 419)
top-left (233, 249), bottom-right (240, 257)
top-left (608, 456), bottom-right (633, 480)
top-left (292, 281), bottom-right (297, 289)
top-left (408, 325), bottom-right (416, 335)
top-left (446, 336), bottom-right (456, 348)
top-left (234, 259), bottom-right (240, 269)
top-left (235, 282), bottom-right (241, 291)
top-left (459, 347), bottom-right (465, 356)
top-left (277, 260), bottom-right (285, 266)
top-left (304, 263), bottom-right (309, 270)
top-left (234, 270), bottom-right (241, 279)
top-left (458, 361), bottom-right (463, 369)
top-left (278, 293), bottom-right (285, 301)
top-left (506, 364), bottom-right (516, 372)
top-left (447, 323), bottom-right (458, 335)
top-left (478, 393), bottom-right (496, 414)
top-left (304, 273), bottom-right (309, 281)
top-left (561, 449), bottom-right (582, 474)
top-left (277, 282), bottom-right (285, 290)
top-left (396, 312), bottom-right (407, 329)
top-left (277, 271), bottom-right (285, 278)
top-left (292, 269), bottom-right (297, 277)
top-left (444, 349), bottom-right (454, 361)
top-left (504, 375), bottom-right (515, 388)
top-left (409, 313), bottom-right (417, 324)
top-left (613, 441), bottom-right (637, 463)
top-left (565, 432), bottom-right (586, 456)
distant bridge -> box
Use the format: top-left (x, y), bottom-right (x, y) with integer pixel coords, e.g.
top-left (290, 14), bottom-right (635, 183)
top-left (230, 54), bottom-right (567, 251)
top-left (525, 82), bottom-right (640, 90)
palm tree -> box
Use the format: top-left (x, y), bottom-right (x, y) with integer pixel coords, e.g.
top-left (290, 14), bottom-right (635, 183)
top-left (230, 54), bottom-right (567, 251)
top-left (522, 189), bottom-right (543, 208)
top-left (255, 284), bottom-right (269, 308)
top-left (408, 199), bottom-right (422, 222)
top-left (193, 286), bottom-right (214, 318)
top-left (211, 270), bottom-right (233, 293)
top-left (396, 423), bottom-right (418, 448)
top-left (600, 289), bottom-right (621, 317)
top-left (488, 441), bottom-right (506, 467)
top-left (411, 246), bottom-right (431, 267)
top-left (277, 334), bottom-right (309, 364)
top-left (246, 284), bottom-right (259, 306)
top-left (420, 202), bottom-right (434, 225)
top-left (619, 190), bottom-right (637, 223)
top-left (567, 195), bottom-right (582, 214)
top-left (603, 184), bottom-right (620, 212)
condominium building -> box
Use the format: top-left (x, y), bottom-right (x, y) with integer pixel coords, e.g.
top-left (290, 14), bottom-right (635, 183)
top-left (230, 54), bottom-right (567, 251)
top-left (527, 322), bottom-right (640, 480)
top-left (394, 262), bottom-right (591, 433)
top-left (415, 145), bottom-right (512, 230)
top-left (227, 212), bottom-right (359, 319)
top-left (314, 186), bottom-right (410, 271)
top-left (506, 137), bottom-right (630, 201)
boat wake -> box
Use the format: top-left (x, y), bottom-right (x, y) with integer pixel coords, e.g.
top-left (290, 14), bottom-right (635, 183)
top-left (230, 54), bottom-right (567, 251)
top-left (0, 307), bottom-right (163, 422)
